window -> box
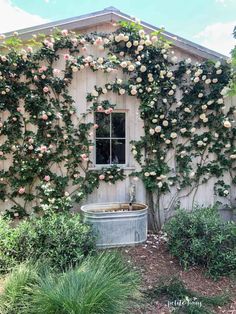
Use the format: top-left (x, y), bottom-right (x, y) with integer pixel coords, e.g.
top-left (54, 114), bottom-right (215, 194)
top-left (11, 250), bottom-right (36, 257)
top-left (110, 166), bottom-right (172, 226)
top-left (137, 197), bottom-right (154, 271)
top-left (95, 112), bottom-right (126, 165)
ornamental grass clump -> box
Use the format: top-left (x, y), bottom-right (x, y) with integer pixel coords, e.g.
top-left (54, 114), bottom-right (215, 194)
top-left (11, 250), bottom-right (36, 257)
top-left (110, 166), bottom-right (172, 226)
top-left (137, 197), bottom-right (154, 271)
top-left (0, 253), bottom-right (141, 314)
top-left (0, 212), bottom-right (95, 273)
top-left (0, 262), bottom-right (40, 314)
top-left (164, 206), bottom-right (236, 278)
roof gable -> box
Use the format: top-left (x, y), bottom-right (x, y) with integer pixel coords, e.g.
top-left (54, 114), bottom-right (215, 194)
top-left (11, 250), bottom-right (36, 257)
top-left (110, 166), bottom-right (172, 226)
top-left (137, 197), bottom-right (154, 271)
top-left (2, 6), bottom-right (226, 61)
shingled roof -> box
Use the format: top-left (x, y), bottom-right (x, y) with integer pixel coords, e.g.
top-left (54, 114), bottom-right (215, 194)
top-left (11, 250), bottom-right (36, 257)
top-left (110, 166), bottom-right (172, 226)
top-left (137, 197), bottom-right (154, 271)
top-left (2, 6), bottom-right (226, 61)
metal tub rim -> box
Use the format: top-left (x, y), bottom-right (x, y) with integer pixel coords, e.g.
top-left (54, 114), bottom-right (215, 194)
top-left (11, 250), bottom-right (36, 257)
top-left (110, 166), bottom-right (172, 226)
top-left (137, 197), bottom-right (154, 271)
top-left (81, 202), bottom-right (148, 219)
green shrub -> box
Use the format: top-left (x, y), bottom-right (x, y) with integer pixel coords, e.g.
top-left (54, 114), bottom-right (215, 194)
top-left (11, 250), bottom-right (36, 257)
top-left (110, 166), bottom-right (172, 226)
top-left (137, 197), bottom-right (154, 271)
top-left (164, 206), bottom-right (236, 278)
top-left (0, 213), bottom-right (95, 273)
top-left (0, 253), bottom-right (141, 314)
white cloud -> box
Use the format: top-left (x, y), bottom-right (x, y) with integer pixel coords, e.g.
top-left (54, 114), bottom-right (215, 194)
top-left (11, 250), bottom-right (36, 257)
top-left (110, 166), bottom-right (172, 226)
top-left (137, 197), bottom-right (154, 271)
top-left (0, 0), bottom-right (48, 33)
top-left (195, 21), bottom-right (236, 56)
top-left (215, 0), bottom-right (233, 5)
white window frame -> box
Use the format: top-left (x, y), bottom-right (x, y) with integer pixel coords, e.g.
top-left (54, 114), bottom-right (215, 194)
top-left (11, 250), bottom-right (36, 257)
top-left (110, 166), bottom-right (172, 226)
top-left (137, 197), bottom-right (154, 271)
top-left (94, 109), bottom-right (128, 167)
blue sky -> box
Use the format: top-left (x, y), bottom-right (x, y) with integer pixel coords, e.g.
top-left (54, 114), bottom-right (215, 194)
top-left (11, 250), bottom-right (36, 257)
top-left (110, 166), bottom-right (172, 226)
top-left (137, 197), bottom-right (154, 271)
top-left (0, 0), bottom-right (236, 55)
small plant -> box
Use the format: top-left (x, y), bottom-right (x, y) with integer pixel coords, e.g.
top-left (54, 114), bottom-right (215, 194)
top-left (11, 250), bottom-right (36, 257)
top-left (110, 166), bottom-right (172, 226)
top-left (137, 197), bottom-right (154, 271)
top-left (0, 212), bottom-right (95, 273)
top-left (146, 277), bottom-right (230, 314)
top-left (164, 206), bottom-right (236, 278)
top-left (0, 253), bottom-right (141, 314)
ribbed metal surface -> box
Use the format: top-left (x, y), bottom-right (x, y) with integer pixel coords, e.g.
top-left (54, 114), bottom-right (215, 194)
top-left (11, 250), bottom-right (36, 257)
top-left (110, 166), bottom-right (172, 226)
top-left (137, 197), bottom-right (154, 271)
top-left (81, 203), bottom-right (148, 248)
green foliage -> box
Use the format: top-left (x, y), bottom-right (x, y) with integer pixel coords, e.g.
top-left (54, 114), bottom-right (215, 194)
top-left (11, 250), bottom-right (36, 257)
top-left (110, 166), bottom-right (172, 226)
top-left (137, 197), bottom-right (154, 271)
top-left (146, 277), bottom-right (230, 314)
top-left (0, 22), bottom-right (235, 226)
top-left (164, 207), bottom-right (236, 278)
top-left (0, 213), bottom-right (95, 273)
top-left (0, 263), bottom-right (40, 314)
top-left (3, 36), bottom-right (23, 49)
top-left (0, 253), bottom-right (141, 314)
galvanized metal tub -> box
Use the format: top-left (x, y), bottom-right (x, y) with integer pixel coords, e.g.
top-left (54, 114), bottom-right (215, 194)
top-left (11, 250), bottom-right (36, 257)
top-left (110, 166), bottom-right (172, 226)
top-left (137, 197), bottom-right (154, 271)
top-left (81, 202), bottom-right (148, 248)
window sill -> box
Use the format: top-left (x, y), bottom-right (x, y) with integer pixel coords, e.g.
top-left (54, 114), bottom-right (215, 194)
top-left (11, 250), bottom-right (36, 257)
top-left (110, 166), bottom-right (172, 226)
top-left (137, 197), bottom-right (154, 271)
top-left (88, 166), bottom-right (136, 171)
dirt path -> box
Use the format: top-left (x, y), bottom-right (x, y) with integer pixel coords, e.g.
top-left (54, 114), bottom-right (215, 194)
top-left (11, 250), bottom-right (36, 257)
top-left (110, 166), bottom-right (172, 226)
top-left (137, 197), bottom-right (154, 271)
top-left (122, 233), bottom-right (236, 314)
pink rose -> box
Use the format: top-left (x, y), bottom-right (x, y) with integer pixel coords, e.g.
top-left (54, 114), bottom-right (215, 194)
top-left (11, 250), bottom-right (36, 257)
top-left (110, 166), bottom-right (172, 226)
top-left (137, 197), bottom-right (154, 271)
top-left (94, 37), bottom-right (103, 45)
top-left (18, 187), bottom-right (25, 194)
top-left (0, 151), bottom-right (3, 156)
top-left (93, 124), bottom-right (99, 129)
top-left (39, 66), bottom-right (47, 73)
top-left (71, 38), bottom-right (78, 45)
top-left (105, 108), bottom-right (113, 115)
top-left (42, 113), bottom-right (48, 120)
top-left (53, 68), bottom-right (61, 76)
top-left (44, 40), bottom-right (54, 49)
top-left (80, 153), bottom-right (87, 160)
top-left (44, 175), bottom-right (50, 182)
top-left (64, 54), bottom-right (70, 60)
top-left (61, 29), bottom-right (68, 36)
top-left (40, 145), bottom-right (47, 153)
top-left (97, 106), bottom-right (103, 112)
top-left (47, 42), bottom-right (54, 49)
top-left (27, 46), bottom-right (33, 53)
top-left (99, 174), bottom-right (105, 180)
top-left (43, 86), bottom-right (49, 93)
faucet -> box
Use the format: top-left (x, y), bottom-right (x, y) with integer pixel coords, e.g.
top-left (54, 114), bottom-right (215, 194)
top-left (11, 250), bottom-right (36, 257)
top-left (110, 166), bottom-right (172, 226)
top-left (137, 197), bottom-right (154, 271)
top-left (129, 184), bottom-right (136, 204)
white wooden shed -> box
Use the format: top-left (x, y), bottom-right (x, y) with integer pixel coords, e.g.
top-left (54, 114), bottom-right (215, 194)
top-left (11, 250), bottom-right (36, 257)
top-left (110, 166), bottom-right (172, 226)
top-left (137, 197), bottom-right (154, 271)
top-left (2, 7), bottom-right (235, 223)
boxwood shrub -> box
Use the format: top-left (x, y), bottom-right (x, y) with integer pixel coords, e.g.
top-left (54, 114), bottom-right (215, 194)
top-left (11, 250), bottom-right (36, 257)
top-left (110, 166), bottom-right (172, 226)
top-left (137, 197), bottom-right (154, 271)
top-left (164, 206), bottom-right (236, 278)
top-left (0, 212), bottom-right (95, 273)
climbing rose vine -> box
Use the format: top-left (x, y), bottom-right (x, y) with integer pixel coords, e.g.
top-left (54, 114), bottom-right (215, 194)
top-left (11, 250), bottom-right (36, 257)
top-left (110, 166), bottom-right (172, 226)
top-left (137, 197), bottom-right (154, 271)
top-left (0, 22), bottom-right (234, 228)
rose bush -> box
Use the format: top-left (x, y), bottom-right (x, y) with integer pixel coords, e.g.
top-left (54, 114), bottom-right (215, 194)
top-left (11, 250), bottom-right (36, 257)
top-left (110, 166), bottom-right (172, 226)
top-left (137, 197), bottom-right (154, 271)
top-left (0, 21), bottom-right (235, 229)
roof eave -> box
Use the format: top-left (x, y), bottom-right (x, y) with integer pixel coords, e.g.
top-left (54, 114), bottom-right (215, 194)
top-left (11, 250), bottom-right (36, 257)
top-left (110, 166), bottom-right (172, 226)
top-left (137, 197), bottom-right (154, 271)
top-left (3, 11), bottom-right (114, 40)
top-left (2, 7), bottom-right (227, 61)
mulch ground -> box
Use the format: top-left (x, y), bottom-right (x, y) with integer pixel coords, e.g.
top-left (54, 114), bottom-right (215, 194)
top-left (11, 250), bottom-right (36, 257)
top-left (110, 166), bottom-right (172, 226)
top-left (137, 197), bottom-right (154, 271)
top-left (121, 233), bottom-right (236, 314)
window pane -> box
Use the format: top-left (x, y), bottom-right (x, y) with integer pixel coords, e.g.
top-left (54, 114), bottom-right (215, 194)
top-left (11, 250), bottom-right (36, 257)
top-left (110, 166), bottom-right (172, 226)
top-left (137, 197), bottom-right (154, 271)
top-left (112, 113), bottom-right (125, 138)
top-left (96, 139), bottom-right (110, 164)
top-left (112, 139), bottom-right (125, 164)
top-left (95, 113), bottom-right (110, 138)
